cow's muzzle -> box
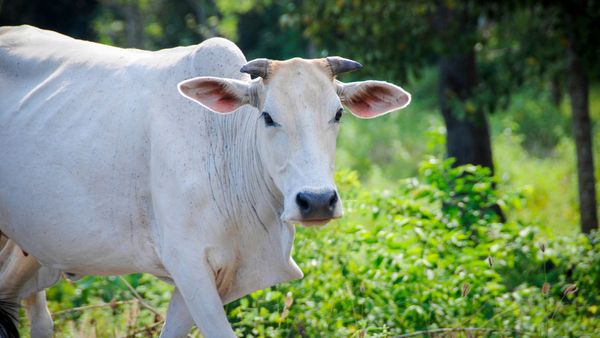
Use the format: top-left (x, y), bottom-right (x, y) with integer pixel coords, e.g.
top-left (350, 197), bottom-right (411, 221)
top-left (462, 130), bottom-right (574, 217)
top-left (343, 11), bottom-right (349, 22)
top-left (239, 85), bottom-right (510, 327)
top-left (295, 190), bottom-right (339, 226)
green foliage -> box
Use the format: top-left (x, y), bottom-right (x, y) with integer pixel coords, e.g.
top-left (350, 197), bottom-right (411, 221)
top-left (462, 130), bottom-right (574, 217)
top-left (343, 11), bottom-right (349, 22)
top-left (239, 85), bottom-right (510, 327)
top-left (28, 161), bottom-right (600, 337)
top-left (222, 160), bottom-right (599, 337)
top-left (283, 0), bottom-right (431, 83)
top-left (336, 67), bottom-right (442, 182)
top-left (416, 158), bottom-right (504, 228)
top-left (92, 0), bottom-right (264, 49)
top-left (22, 274), bottom-right (173, 337)
top-left (235, 1), bottom-right (307, 60)
top-left (502, 87), bottom-right (570, 156)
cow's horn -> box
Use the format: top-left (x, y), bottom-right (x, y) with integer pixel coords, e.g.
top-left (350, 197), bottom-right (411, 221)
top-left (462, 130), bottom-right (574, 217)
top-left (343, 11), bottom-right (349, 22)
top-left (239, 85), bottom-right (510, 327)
top-left (326, 56), bottom-right (363, 75)
top-left (240, 58), bottom-right (270, 78)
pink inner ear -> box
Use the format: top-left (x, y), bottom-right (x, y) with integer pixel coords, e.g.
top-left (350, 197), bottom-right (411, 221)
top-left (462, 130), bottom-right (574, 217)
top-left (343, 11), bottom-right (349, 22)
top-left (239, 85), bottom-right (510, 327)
top-left (196, 86), bottom-right (240, 113)
top-left (182, 80), bottom-right (244, 113)
top-left (348, 100), bottom-right (377, 118)
top-left (346, 85), bottom-right (400, 118)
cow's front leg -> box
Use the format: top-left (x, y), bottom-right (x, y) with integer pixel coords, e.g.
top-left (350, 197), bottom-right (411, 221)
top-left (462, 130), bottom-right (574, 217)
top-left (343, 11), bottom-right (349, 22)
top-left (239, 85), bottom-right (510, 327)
top-left (159, 287), bottom-right (194, 338)
top-left (23, 291), bottom-right (53, 338)
top-left (162, 250), bottom-right (235, 338)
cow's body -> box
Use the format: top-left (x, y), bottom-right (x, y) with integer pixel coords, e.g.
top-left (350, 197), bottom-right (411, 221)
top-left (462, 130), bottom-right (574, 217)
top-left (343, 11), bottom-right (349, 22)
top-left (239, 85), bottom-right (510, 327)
top-left (0, 25), bottom-right (410, 337)
top-left (1, 25), bottom-right (301, 336)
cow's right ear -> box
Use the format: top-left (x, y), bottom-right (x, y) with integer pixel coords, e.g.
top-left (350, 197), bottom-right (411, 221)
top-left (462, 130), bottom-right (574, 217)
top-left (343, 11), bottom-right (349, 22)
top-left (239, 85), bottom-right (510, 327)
top-left (178, 77), bottom-right (261, 114)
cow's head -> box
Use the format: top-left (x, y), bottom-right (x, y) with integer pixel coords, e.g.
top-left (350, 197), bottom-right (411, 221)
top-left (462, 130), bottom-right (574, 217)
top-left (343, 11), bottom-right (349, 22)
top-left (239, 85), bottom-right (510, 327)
top-left (178, 57), bottom-right (410, 226)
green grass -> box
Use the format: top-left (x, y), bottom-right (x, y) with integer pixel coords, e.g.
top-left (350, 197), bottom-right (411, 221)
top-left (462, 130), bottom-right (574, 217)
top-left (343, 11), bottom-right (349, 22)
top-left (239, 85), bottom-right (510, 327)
top-left (338, 70), bottom-right (600, 238)
top-left (491, 84), bottom-right (600, 237)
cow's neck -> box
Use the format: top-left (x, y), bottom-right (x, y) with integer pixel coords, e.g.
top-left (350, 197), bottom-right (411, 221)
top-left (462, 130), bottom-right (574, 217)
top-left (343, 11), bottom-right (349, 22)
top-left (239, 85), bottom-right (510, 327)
top-left (218, 110), bottom-right (282, 230)
top-left (208, 110), bottom-right (302, 303)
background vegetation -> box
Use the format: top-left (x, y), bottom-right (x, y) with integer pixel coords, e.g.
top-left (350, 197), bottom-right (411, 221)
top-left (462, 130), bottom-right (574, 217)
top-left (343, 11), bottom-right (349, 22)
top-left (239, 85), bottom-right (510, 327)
top-left (1, 0), bottom-right (598, 336)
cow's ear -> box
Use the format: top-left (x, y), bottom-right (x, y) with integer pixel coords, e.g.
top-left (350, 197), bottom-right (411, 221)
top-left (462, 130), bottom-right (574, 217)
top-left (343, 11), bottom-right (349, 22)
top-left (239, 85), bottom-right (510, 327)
top-left (336, 80), bottom-right (411, 119)
top-left (178, 77), bottom-right (261, 114)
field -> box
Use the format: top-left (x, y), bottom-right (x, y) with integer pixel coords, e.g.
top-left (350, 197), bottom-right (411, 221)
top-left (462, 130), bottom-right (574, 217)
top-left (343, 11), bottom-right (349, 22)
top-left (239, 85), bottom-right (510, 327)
top-left (17, 71), bottom-right (600, 337)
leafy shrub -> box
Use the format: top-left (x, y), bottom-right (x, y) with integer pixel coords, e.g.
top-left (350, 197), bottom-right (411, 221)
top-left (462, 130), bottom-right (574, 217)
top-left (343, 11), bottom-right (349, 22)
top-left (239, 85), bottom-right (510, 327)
top-left (225, 159), bottom-right (600, 337)
top-left (23, 159), bottom-right (599, 337)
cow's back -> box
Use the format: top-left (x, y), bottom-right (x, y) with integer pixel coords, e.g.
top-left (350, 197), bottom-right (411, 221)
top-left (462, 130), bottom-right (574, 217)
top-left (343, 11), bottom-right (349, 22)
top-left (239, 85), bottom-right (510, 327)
top-left (0, 26), bottom-right (248, 275)
top-left (0, 26), bottom-right (145, 107)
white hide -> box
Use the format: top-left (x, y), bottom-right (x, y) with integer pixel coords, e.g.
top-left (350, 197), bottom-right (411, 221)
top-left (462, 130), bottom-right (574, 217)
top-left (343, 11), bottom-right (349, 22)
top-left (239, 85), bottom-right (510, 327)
top-left (0, 26), bottom-right (302, 336)
top-left (178, 58), bottom-right (348, 225)
top-left (0, 25), bottom-right (411, 337)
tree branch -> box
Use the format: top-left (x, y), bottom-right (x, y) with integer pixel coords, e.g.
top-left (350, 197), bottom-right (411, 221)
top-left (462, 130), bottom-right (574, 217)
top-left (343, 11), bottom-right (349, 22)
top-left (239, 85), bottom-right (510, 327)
top-left (53, 299), bottom-right (138, 316)
top-left (118, 276), bottom-right (163, 320)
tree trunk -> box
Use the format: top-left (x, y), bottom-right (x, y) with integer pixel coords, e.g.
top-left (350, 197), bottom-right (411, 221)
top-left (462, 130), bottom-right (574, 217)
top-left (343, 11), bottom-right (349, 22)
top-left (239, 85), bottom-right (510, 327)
top-left (434, 2), bottom-right (495, 171)
top-left (566, 39), bottom-right (598, 234)
top-left (550, 74), bottom-right (562, 107)
top-left (439, 52), bottom-right (495, 171)
top-left (435, 2), bottom-right (504, 222)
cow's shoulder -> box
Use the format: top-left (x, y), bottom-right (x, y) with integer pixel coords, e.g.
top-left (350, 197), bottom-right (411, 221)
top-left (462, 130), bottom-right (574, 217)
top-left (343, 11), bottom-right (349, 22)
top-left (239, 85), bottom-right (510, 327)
top-left (188, 38), bottom-right (249, 80)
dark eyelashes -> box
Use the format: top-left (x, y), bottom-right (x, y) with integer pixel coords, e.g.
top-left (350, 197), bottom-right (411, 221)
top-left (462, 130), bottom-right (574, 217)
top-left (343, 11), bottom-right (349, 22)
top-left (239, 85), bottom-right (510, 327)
top-left (262, 108), bottom-right (343, 127)
top-left (334, 107), bottom-right (343, 123)
top-left (261, 112), bottom-right (280, 127)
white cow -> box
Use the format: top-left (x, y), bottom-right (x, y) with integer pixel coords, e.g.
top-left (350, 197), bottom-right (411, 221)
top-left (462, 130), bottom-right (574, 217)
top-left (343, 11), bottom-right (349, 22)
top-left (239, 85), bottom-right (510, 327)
top-left (0, 25), bottom-right (410, 337)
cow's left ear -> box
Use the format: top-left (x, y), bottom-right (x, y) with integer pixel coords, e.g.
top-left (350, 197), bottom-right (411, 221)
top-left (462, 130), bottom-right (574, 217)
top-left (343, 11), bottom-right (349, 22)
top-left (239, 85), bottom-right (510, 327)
top-left (336, 80), bottom-right (411, 119)
top-left (178, 77), bottom-right (261, 114)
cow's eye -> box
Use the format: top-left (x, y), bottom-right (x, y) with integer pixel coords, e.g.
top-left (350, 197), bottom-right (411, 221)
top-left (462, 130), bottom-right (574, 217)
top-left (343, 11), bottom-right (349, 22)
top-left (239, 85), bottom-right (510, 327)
top-left (334, 108), bottom-right (344, 123)
top-left (262, 112), bottom-right (279, 127)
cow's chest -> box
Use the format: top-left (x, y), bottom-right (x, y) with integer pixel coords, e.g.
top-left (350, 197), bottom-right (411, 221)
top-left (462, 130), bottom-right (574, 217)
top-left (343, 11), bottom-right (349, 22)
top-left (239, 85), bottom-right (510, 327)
top-left (204, 222), bottom-right (303, 304)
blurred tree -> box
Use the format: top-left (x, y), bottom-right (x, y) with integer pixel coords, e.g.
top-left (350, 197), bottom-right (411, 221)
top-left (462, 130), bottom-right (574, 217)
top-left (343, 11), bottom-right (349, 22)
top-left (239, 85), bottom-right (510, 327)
top-left (433, 2), bottom-right (493, 170)
top-left (559, 0), bottom-right (599, 233)
top-left (279, 1), bottom-right (517, 220)
top-left (277, 0), bottom-right (599, 229)
top-left (236, 1), bottom-right (307, 60)
top-left (91, 0), bottom-right (308, 60)
top-left (509, 0), bottom-right (600, 233)
top-left (93, 0), bottom-right (212, 49)
top-left (478, 0), bottom-right (599, 233)
top-left (280, 1), bottom-right (504, 170)
top-left (0, 0), bottom-right (98, 39)
top-left (92, 0), bottom-right (262, 49)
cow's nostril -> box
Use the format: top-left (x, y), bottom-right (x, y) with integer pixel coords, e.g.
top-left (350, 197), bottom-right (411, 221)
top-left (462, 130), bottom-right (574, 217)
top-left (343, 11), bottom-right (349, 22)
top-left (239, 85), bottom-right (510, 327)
top-left (296, 192), bottom-right (310, 212)
top-left (329, 191), bottom-right (338, 208)
top-left (296, 190), bottom-right (337, 220)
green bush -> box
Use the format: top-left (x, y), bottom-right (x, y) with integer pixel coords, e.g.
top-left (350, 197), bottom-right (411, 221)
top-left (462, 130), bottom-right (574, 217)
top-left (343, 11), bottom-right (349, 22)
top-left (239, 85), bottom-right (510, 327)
top-left (224, 159), bottom-right (599, 337)
top-left (22, 159), bottom-right (599, 337)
